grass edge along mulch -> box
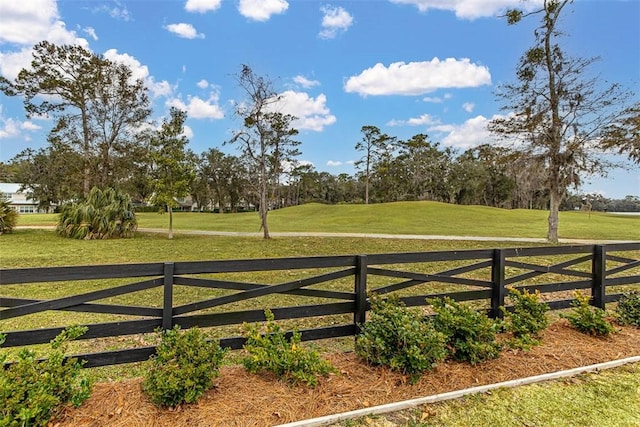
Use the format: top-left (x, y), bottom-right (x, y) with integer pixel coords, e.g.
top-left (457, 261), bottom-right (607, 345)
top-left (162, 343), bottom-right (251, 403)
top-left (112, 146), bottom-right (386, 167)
top-left (56, 319), bottom-right (640, 427)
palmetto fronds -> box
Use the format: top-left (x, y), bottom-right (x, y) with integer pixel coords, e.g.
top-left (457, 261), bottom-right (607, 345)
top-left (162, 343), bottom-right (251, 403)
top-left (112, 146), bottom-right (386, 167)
top-left (57, 187), bottom-right (137, 239)
top-left (0, 198), bottom-right (18, 235)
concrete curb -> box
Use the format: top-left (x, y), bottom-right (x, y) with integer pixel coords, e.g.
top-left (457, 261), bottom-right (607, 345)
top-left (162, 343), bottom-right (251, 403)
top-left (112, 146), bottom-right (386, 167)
top-left (275, 356), bottom-right (640, 427)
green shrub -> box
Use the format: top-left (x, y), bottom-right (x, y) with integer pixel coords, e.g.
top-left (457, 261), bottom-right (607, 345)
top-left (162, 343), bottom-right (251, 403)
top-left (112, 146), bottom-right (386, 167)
top-left (142, 326), bottom-right (227, 407)
top-left (242, 309), bottom-right (335, 387)
top-left (501, 287), bottom-right (550, 349)
top-left (615, 291), bottom-right (640, 327)
top-left (0, 326), bottom-right (92, 427)
top-left (57, 186), bottom-right (137, 239)
top-left (355, 294), bottom-right (447, 383)
top-left (561, 291), bottom-right (615, 336)
top-left (0, 197), bottom-right (18, 235)
top-left (428, 297), bottom-right (501, 364)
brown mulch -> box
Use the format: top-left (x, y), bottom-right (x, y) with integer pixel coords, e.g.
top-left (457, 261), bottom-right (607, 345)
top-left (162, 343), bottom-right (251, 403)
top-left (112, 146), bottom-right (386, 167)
top-left (57, 320), bottom-right (640, 427)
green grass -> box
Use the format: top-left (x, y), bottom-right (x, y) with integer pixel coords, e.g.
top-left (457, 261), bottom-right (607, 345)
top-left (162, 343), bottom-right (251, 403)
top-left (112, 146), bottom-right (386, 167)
top-left (2, 210), bottom-right (640, 423)
top-left (16, 202), bottom-right (640, 241)
top-left (340, 363), bottom-right (640, 427)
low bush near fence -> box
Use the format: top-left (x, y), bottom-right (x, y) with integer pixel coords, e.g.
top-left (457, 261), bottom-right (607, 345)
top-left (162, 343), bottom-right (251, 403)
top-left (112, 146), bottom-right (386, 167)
top-left (615, 291), bottom-right (640, 327)
top-left (562, 291), bottom-right (615, 336)
top-left (142, 326), bottom-right (227, 408)
top-left (355, 294), bottom-right (447, 383)
top-left (0, 327), bottom-right (92, 427)
top-left (501, 287), bottom-right (550, 349)
top-left (241, 309), bottom-right (336, 387)
top-left (429, 297), bottom-right (502, 364)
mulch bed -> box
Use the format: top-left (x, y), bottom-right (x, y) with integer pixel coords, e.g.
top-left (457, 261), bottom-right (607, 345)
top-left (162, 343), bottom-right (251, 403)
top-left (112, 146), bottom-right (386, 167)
top-left (56, 320), bottom-right (640, 427)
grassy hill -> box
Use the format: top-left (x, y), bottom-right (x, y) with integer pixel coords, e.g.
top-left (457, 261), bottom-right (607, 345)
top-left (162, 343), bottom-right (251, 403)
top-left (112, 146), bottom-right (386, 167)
top-left (17, 201), bottom-right (639, 241)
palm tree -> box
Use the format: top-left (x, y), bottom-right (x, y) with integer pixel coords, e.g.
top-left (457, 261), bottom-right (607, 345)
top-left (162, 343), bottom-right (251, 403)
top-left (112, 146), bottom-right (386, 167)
top-left (57, 187), bottom-right (137, 239)
top-left (0, 197), bottom-right (18, 234)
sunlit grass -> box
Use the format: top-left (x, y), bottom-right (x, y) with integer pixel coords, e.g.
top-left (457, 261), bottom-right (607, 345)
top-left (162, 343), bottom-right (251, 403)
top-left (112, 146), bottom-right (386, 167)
top-left (339, 363), bottom-right (640, 427)
top-left (16, 201), bottom-right (640, 241)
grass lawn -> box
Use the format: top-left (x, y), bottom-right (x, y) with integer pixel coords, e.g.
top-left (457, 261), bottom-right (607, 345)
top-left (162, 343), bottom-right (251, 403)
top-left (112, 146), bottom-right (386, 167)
top-left (3, 205), bottom-right (640, 426)
top-left (339, 362), bottom-right (640, 427)
top-left (16, 201), bottom-right (640, 241)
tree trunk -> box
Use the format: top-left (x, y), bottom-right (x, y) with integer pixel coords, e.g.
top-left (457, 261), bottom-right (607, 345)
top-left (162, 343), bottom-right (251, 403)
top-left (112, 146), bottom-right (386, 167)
top-left (168, 205), bottom-right (174, 240)
top-left (547, 190), bottom-right (560, 243)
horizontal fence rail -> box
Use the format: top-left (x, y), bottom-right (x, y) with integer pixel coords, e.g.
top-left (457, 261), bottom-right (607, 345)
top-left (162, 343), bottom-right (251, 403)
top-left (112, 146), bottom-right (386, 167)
top-left (1, 243), bottom-right (639, 368)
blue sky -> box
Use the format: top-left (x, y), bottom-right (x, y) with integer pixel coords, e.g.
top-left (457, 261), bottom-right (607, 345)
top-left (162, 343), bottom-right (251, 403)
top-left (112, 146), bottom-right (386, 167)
top-left (0, 0), bottom-right (638, 198)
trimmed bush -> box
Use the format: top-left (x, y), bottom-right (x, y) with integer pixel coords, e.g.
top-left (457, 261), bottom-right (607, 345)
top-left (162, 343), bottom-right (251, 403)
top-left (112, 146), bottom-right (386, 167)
top-left (355, 294), bottom-right (447, 383)
top-left (615, 291), bottom-right (640, 327)
top-left (57, 186), bottom-right (137, 239)
top-left (142, 326), bottom-right (227, 407)
top-left (0, 326), bottom-right (92, 427)
top-left (562, 291), bottom-right (615, 336)
top-left (242, 309), bottom-right (335, 387)
top-left (0, 197), bottom-right (18, 235)
top-left (501, 287), bottom-right (549, 349)
top-left (428, 297), bottom-right (501, 364)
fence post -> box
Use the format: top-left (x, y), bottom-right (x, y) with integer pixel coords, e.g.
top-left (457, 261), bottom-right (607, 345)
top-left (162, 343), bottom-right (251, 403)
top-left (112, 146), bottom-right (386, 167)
top-left (491, 249), bottom-right (506, 319)
top-left (354, 255), bottom-right (368, 335)
top-left (163, 262), bottom-right (174, 330)
top-left (591, 245), bottom-right (606, 309)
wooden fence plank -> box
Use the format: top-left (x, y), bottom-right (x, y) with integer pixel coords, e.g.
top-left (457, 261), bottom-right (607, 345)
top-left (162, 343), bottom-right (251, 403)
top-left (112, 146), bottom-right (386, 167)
top-left (0, 278), bottom-right (162, 320)
top-left (173, 269), bottom-right (356, 316)
top-left (0, 263), bottom-right (164, 285)
top-left (504, 255), bottom-right (593, 286)
top-left (1, 318), bottom-right (162, 347)
top-left (0, 297), bottom-right (162, 317)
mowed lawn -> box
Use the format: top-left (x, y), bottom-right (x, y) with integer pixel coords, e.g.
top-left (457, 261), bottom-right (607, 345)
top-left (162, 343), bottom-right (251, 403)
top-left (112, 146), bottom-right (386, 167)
top-left (3, 203), bottom-right (640, 426)
top-left (17, 201), bottom-right (640, 241)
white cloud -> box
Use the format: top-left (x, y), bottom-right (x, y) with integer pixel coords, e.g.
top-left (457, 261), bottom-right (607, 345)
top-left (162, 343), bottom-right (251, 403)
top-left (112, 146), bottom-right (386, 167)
top-left (20, 121), bottom-right (42, 131)
top-left (185, 0), bottom-right (222, 13)
top-left (462, 102), bottom-right (475, 112)
top-left (0, 0), bottom-right (60, 45)
top-left (182, 124), bottom-right (194, 139)
top-left (293, 75), bottom-right (320, 89)
top-left (0, 106), bottom-right (42, 139)
top-left (103, 49), bottom-right (174, 98)
top-left (387, 113), bottom-right (439, 127)
top-left (167, 93), bottom-right (224, 120)
top-left (427, 114), bottom-right (503, 149)
top-left (327, 160), bottom-right (342, 167)
top-left (238, 0), bottom-right (288, 21)
top-left (93, 1), bottom-right (132, 21)
top-left (388, 0), bottom-right (542, 20)
top-left (0, 49), bottom-right (34, 81)
top-left (0, 1), bottom-right (89, 81)
top-left (82, 26), bottom-right (98, 41)
top-left (0, 117), bottom-right (19, 139)
top-left (271, 90), bottom-right (336, 132)
top-left (344, 58), bottom-right (491, 96)
top-left (197, 79), bottom-right (209, 89)
top-left (319, 5), bottom-right (353, 39)
top-left (424, 93), bottom-right (453, 103)
top-left (164, 23), bottom-right (205, 39)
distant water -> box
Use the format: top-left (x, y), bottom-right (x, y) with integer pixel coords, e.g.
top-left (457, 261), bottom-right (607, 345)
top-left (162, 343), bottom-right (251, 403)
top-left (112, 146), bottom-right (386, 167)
top-left (607, 212), bottom-right (640, 216)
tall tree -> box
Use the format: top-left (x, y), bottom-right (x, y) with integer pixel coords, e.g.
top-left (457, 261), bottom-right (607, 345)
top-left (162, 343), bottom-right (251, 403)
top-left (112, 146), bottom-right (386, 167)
top-left (228, 65), bottom-right (300, 239)
top-left (149, 108), bottom-right (195, 239)
top-left (0, 41), bottom-right (150, 196)
top-left (600, 102), bottom-right (640, 164)
top-left (354, 125), bottom-right (395, 204)
top-left (489, 0), bottom-right (634, 242)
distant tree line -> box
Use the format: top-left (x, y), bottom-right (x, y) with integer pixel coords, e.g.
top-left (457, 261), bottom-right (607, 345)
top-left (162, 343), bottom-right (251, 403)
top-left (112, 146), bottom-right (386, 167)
top-left (1, 0), bottom-right (639, 243)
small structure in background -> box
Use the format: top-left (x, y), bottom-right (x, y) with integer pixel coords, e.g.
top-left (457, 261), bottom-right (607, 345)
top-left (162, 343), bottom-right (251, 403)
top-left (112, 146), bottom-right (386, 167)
top-left (0, 183), bottom-right (53, 213)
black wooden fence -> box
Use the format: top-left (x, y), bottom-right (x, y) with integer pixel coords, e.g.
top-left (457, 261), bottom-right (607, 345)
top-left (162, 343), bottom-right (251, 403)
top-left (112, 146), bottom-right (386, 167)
top-left (1, 243), bottom-right (639, 368)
